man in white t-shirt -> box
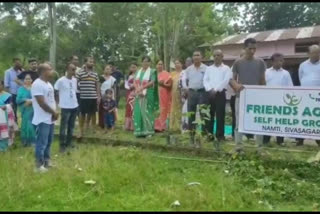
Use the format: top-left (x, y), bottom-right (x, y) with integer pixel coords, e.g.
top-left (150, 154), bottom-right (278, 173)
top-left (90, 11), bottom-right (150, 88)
top-left (264, 53), bottom-right (293, 146)
top-left (54, 63), bottom-right (79, 153)
top-left (31, 63), bottom-right (58, 173)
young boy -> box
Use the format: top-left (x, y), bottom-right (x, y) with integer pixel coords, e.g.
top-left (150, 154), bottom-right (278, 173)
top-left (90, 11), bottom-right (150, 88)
top-left (102, 89), bottom-right (117, 132)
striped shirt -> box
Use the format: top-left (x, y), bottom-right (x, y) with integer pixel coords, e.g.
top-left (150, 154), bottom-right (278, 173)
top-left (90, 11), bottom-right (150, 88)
top-left (76, 69), bottom-right (99, 99)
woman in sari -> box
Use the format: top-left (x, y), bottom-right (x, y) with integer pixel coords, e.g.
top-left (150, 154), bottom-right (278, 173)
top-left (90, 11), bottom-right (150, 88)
top-left (99, 65), bottom-right (117, 129)
top-left (167, 59), bottom-right (183, 144)
top-left (124, 63), bottom-right (137, 131)
top-left (133, 56), bottom-right (159, 137)
top-left (0, 80), bottom-right (17, 152)
top-left (16, 74), bottom-right (36, 146)
top-left (154, 60), bottom-right (172, 132)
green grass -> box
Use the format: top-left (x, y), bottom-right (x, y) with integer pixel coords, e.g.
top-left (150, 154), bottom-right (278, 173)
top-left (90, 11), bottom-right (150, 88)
top-left (0, 143), bottom-right (254, 211)
top-left (0, 141), bottom-right (320, 211)
top-left (2, 98), bottom-right (320, 211)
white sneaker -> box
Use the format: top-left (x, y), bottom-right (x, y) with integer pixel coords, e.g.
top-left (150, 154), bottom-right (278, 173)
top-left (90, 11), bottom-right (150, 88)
top-left (45, 161), bottom-right (56, 168)
top-left (34, 165), bottom-right (48, 173)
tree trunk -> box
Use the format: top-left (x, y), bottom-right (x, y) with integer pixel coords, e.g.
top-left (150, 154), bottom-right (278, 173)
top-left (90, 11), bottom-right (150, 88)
top-left (171, 20), bottom-right (181, 64)
top-left (163, 8), bottom-right (170, 72)
top-left (48, 3), bottom-right (57, 69)
top-left (157, 30), bottom-right (161, 61)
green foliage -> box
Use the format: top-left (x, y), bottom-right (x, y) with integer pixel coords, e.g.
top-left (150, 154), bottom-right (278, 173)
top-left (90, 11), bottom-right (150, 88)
top-left (0, 3), bottom-right (48, 74)
top-left (220, 3), bottom-right (320, 33)
top-left (224, 156), bottom-right (320, 210)
top-left (0, 3), bottom-right (232, 75)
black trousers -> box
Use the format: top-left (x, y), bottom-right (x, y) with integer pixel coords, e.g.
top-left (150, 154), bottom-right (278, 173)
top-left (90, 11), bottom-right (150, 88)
top-left (230, 95), bottom-right (252, 139)
top-left (263, 135), bottom-right (284, 144)
top-left (187, 89), bottom-right (208, 137)
top-left (295, 138), bottom-right (320, 145)
top-left (206, 90), bottom-right (226, 139)
top-left (230, 95), bottom-right (236, 137)
top-left (11, 94), bottom-right (18, 123)
top-left (59, 108), bottom-right (78, 149)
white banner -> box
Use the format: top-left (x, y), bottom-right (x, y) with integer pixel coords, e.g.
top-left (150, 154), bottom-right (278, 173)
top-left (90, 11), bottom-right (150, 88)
top-left (239, 85), bottom-right (320, 140)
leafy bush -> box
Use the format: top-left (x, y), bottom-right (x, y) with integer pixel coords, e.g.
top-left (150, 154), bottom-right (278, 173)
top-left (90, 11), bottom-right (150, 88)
top-left (224, 156), bottom-right (320, 209)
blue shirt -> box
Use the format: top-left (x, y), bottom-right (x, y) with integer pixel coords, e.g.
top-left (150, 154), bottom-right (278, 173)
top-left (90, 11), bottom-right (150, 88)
top-left (4, 67), bottom-right (21, 95)
top-left (184, 63), bottom-right (208, 90)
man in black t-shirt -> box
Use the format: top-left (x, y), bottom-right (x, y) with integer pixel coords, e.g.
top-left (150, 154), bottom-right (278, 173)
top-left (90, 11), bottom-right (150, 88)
top-left (109, 61), bottom-right (124, 105)
top-left (16, 58), bottom-right (39, 85)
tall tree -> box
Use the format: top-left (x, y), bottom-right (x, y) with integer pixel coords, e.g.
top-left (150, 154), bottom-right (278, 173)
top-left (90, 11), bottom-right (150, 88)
top-left (0, 3), bottom-right (48, 75)
top-left (48, 3), bottom-right (57, 69)
top-left (148, 3), bottom-right (231, 70)
top-left (0, 2), bottom-right (232, 75)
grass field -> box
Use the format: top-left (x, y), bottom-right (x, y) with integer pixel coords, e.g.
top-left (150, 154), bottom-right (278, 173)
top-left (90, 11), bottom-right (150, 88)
top-left (1, 139), bottom-right (320, 211)
top-left (1, 99), bottom-right (320, 211)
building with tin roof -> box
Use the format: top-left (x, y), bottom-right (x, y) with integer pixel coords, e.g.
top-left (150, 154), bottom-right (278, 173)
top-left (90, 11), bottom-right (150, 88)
top-left (199, 25), bottom-right (320, 85)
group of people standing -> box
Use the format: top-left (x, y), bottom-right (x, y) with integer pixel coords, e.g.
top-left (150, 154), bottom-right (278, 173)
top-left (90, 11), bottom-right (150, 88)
top-left (229, 39), bottom-right (320, 153)
top-left (2, 37), bottom-right (320, 171)
top-left (0, 58), bottom-right (39, 152)
top-left (0, 55), bottom-right (125, 172)
top-left (127, 37), bottom-right (320, 155)
top-left (125, 56), bottom-right (192, 140)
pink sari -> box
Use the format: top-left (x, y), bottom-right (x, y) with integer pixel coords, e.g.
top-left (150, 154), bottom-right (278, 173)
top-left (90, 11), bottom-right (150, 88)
top-left (154, 71), bottom-right (172, 132)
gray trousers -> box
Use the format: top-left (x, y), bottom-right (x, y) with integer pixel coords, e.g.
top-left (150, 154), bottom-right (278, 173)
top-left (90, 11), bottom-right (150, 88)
top-left (187, 90), bottom-right (209, 137)
top-left (235, 97), bottom-right (263, 150)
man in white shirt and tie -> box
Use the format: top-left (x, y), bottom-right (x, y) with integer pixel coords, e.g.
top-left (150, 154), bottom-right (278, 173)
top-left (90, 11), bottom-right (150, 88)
top-left (203, 49), bottom-right (232, 143)
top-left (296, 45), bottom-right (320, 147)
top-left (264, 53), bottom-right (293, 146)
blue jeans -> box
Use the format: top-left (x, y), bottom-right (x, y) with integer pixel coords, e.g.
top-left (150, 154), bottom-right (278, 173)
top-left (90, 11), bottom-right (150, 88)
top-left (35, 123), bottom-right (54, 168)
top-left (59, 108), bottom-right (78, 149)
top-left (104, 113), bottom-right (115, 128)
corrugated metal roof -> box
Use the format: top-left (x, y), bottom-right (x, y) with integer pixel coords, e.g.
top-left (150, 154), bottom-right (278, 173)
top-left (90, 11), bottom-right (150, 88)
top-left (211, 25), bottom-right (320, 46)
top-left (202, 54), bottom-right (308, 63)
